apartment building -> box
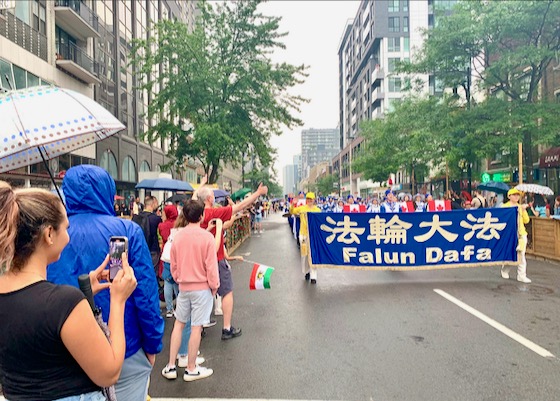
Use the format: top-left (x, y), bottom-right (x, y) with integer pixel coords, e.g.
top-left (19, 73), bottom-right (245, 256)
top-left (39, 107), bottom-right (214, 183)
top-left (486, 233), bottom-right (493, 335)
top-left (334, 0), bottom-right (456, 197)
top-left (301, 127), bottom-right (340, 180)
top-left (0, 0), bottom-right (198, 198)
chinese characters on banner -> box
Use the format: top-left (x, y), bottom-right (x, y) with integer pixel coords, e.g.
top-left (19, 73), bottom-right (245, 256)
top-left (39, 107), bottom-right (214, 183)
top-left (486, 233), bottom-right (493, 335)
top-left (306, 208), bottom-right (518, 271)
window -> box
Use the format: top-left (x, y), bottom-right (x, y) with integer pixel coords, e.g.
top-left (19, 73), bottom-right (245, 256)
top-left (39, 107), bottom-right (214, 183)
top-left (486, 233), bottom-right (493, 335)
top-left (388, 58), bottom-right (400, 73)
top-left (100, 151), bottom-right (118, 180)
top-left (403, 0), bottom-right (409, 12)
top-left (389, 17), bottom-right (400, 32)
top-left (140, 160), bottom-right (151, 172)
top-left (404, 37), bottom-right (410, 52)
top-left (122, 156), bottom-right (136, 182)
top-left (32, 0), bottom-right (46, 35)
top-left (388, 77), bottom-right (402, 92)
top-left (388, 0), bottom-right (399, 12)
top-left (388, 37), bottom-right (400, 52)
top-left (403, 17), bottom-right (409, 33)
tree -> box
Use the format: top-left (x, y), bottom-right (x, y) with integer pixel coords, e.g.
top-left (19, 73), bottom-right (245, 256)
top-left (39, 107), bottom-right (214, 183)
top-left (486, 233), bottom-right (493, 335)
top-left (315, 173), bottom-right (339, 197)
top-left (243, 167), bottom-right (283, 197)
top-left (353, 96), bottom-right (446, 192)
top-left (401, 0), bottom-right (560, 182)
top-left (131, 0), bottom-right (307, 183)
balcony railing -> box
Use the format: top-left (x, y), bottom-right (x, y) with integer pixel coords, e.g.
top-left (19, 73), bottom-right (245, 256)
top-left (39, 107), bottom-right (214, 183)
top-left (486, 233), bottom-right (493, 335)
top-left (55, 0), bottom-right (99, 32)
top-left (0, 11), bottom-right (48, 61)
top-left (57, 41), bottom-right (95, 75)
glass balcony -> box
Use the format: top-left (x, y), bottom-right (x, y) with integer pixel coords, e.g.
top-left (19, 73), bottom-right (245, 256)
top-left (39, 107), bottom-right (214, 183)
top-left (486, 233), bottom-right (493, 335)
top-left (56, 41), bottom-right (100, 84)
top-left (54, 0), bottom-right (99, 40)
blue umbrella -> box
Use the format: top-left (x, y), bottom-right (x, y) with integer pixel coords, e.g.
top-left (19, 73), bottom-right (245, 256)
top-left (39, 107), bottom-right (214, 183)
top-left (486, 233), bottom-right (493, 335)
top-left (213, 189), bottom-right (230, 199)
top-left (135, 177), bottom-right (193, 191)
top-left (477, 181), bottom-right (509, 194)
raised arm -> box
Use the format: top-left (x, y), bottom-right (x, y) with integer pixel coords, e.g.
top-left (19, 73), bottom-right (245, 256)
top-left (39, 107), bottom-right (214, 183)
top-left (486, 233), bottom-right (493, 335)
top-left (191, 174), bottom-right (208, 201)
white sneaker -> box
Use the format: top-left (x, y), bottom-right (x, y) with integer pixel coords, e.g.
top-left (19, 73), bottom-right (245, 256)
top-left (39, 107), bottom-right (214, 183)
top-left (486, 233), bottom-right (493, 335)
top-left (214, 308), bottom-right (223, 316)
top-left (161, 365), bottom-right (177, 380)
top-left (184, 366), bottom-right (213, 382)
top-left (517, 275), bottom-right (532, 283)
top-left (259, 230), bottom-right (263, 234)
top-left (177, 354), bottom-right (205, 367)
top-left (500, 270), bottom-right (509, 279)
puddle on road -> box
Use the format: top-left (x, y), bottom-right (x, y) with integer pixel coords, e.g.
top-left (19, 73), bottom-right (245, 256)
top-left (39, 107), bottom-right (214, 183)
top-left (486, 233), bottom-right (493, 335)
top-left (492, 283), bottom-right (555, 296)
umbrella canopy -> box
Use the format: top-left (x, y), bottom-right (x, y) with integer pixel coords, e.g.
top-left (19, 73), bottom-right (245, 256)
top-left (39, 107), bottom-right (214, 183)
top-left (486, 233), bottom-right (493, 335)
top-left (0, 86), bottom-right (125, 173)
top-left (136, 177), bottom-right (194, 192)
top-left (478, 181), bottom-right (510, 194)
top-left (231, 187), bottom-right (251, 201)
top-left (213, 189), bottom-right (230, 199)
top-left (166, 193), bottom-right (190, 204)
top-left (515, 183), bottom-right (554, 196)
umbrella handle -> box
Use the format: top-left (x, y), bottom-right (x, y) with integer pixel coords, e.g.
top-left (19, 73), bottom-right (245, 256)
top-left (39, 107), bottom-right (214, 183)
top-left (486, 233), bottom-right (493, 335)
top-left (78, 274), bottom-right (95, 312)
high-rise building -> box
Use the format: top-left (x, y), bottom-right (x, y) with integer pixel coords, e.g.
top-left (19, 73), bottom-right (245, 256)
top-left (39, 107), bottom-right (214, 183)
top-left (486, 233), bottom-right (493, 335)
top-left (282, 164), bottom-right (297, 196)
top-left (0, 0), bottom-right (198, 198)
top-left (335, 0), bottom-right (456, 196)
top-left (293, 153), bottom-right (301, 187)
top-left (301, 128), bottom-right (340, 179)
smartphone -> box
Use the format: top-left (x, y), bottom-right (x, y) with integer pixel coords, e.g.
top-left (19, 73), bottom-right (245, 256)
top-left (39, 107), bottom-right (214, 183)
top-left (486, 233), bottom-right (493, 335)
top-left (109, 236), bottom-right (128, 282)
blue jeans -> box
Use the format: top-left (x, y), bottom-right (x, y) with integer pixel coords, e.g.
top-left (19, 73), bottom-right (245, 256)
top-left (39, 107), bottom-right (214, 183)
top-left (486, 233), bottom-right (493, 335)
top-left (114, 348), bottom-right (152, 401)
top-left (164, 279), bottom-right (179, 312)
top-left (53, 391), bottom-right (106, 401)
top-left (179, 319), bottom-right (191, 356)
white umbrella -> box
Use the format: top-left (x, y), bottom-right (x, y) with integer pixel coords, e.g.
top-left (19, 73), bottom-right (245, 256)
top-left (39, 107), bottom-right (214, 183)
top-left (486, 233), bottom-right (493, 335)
top-left (0, 85), bottom-right (124, 173)
top-left (515, 183), bottom-right (554, 196)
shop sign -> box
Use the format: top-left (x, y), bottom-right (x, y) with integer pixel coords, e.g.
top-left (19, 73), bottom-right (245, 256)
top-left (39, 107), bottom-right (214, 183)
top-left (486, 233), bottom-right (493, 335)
top-left (492, 172), bottom-right (511, 182)
top-left (481, 173), bottom-right (491, 183)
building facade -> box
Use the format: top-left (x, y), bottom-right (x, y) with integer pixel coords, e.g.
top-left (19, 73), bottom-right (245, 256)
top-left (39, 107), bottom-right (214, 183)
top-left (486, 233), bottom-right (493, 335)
top-left (0, 0), bottom-right (198, 199)
top-left (334, 0), bottom-right (456, 196)
top-left (282, 163), bottom-right (297, 196)
top-left (301, 127), bottom-right (340, 180)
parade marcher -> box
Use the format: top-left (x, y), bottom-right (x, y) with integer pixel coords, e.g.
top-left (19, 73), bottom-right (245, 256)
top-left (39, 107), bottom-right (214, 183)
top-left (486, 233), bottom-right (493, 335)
top-left (414, 194), bottom-right (426, 212)
top-left (334, 199), bottom-right (345, 213)
top-left (500, 188), bottom-right (531, 283)
top-left (381, 189), bottom-right (400, 213)
top-left (47, 165), bottom-right (164, 401)
top-left (291, 192), bottom-right (322, 284)
top-left (0, 182), bottom-right (137, 401)
top-left (367, 197), bottom-right (381, 213)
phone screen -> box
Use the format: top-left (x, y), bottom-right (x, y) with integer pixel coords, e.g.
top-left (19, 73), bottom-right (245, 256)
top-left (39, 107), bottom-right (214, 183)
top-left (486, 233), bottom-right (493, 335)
top-left (109, 237), bottom-right (127, 281)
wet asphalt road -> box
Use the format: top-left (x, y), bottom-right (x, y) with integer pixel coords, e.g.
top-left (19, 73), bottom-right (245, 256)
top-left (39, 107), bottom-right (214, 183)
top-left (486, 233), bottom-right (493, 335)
top-left (148, 212), bottom-right (560, 401)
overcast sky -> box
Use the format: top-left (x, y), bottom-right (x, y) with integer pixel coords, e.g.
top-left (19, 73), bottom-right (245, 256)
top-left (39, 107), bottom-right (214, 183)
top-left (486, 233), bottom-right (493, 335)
top-left (257, 1), bottom-right (360, 187)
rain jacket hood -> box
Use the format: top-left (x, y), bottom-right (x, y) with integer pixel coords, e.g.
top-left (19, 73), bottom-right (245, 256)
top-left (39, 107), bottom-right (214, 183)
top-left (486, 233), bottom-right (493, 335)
top-left (48, 165), bottom-right (164, 358)
top-left (63, 164), bottom-right (116, 216)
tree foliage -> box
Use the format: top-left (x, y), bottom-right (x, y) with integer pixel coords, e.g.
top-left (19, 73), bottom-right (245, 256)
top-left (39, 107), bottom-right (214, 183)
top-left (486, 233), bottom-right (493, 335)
top-left (400, 0), bottom-right (560, 182)
top-left (315, 173), bottom-right (339, 197)
top-left (244, 167), bottom-right (283, 197)
top-left (131, 0), bottom-right (307, 183)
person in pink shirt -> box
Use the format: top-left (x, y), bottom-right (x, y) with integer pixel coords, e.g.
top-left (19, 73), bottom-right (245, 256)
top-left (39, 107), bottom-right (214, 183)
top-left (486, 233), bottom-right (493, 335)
top-left (161, 200), bottom-right (220, 382)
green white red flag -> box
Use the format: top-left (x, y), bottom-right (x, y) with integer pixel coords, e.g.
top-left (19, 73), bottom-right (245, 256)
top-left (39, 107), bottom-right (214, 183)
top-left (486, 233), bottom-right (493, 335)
top-left (249, 263), bottom-right (274, 290)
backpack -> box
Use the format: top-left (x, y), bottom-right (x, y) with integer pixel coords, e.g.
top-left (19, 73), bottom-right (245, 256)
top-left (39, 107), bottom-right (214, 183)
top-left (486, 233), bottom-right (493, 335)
top-left (132, 211), bottom-right (151, 242)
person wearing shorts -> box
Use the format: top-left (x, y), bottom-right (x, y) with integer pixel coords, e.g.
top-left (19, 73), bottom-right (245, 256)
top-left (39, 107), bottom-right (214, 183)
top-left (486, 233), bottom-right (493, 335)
top-left (161, 200), bottom-right (220, 382)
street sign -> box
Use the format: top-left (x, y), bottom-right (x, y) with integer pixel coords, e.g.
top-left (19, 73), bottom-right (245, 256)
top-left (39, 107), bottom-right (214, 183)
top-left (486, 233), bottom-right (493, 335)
top-left (0, 0), bottom-right (15, 10)
top-left (333, 182), bottom-right (339, 188)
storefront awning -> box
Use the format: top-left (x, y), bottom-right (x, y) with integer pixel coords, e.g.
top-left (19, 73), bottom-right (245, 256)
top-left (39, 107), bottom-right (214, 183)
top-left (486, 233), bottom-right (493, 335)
top-left (539, 147), bottom-right (560, 168)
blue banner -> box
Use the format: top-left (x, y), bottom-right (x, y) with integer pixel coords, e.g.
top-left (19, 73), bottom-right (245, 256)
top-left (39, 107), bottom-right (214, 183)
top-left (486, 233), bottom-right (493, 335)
top-left (306, 208), bottom-right (519, 270)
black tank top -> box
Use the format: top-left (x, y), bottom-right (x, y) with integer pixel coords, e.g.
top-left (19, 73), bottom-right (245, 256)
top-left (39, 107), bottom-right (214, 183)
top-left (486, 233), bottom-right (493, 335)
top-left (0, 281), bottom-right (100, 401)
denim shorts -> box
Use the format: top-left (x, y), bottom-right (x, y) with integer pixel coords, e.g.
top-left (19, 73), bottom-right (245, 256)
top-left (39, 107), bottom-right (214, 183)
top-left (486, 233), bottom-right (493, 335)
top-left (175, 289), bottom-right (213, 326)
top-left (53, 391), bottom-right (106, 401)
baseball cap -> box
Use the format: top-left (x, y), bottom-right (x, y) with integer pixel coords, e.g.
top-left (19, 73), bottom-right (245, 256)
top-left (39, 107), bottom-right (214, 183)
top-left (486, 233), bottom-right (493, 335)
top-left (508, 188), bottom-right (522, 197)
top-left (306, 192), bottom-right (316, 200)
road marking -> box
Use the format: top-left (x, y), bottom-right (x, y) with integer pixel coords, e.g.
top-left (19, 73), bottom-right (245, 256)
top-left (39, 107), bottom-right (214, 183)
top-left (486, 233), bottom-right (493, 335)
top-left (434, 289), bottom-right (555, 359)
top-left (1, 398), bottom-right (327, 401)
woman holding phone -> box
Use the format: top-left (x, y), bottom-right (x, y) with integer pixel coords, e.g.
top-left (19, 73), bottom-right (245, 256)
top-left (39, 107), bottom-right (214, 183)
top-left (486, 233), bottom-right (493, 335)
top-left (0, 182), bottom-right (137, 401)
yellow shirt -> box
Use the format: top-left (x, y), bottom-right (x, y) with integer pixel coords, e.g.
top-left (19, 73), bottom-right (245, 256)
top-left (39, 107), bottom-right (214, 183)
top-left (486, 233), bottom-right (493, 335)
top-left (292, 204), bottom-right (321, 237)
top-left (502, 201), bottom-right (530, 237)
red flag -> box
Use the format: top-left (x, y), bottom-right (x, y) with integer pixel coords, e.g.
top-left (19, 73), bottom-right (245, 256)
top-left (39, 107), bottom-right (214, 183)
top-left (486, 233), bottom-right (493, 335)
top-left (400, 201), bottom-right (415, 213)
top-left (427, 200), bottom-right (452, 211)
top-left (343, 204), bottom-right (366, 213)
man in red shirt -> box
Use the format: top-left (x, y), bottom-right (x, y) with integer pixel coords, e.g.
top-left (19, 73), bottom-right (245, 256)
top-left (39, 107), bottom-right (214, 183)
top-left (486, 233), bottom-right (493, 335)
top-left (194, 178), bottom-right (268, 340)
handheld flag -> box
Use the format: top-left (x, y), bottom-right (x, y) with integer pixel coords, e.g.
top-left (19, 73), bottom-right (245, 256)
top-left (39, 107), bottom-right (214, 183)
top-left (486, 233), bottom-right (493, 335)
top-left (249, 263), bottom-right (274, 290)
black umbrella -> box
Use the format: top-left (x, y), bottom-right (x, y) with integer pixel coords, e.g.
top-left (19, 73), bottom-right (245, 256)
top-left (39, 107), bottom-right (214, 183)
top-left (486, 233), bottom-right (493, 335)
top-left (166, 193), bottom-right (190, 204)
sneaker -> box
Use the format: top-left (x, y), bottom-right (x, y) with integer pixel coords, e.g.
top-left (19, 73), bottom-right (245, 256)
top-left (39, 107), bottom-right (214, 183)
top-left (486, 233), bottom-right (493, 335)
top-left (500, 270), bottom-right (509, 279)
top-left (259, 230), bottom-right (263, 234)
top-left (214, 308), bottom-right (223, 316)
top-left (310, 278), bottom-right (317, 284)
top-left (161, 365), bottom-right (177, 380)
top-left (517, 275), bottom-right (532, 283)
top-left (203, 320), bottom-right (217, 328)
top-left (165, 310), bottom-right (174, 318)
top-left (184, 366), bottom-right (213, 382)
top-left (177, 354), bottom-right (205, 367)
top-left (221, 326), bottom-right (242, 340)
top-left (304, 273), bottom-right (310, 281)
